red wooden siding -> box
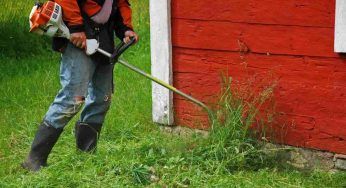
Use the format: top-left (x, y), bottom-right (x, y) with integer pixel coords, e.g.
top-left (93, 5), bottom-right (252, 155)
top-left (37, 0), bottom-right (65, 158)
top-left (171, 0), bottom-right (346, 154)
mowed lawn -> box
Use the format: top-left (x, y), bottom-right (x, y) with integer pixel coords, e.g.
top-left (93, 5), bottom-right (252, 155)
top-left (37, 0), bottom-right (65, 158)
top-left (0, 0), bottom-right (346, 187)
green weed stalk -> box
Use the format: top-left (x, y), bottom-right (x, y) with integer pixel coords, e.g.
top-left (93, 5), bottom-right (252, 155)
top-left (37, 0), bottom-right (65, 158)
top-left (188, 77), bottom-right (277, 173)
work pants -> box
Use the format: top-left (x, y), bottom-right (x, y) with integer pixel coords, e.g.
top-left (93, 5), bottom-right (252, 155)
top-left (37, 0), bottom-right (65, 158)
top-left (44, 43), bottom-right (114, 129)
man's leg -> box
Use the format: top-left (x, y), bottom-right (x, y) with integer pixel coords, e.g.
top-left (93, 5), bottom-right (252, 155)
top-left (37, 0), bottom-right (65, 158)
top-left (44, 44), bottom-right (96, 129)
top-left (22, 44), bottom-right (96, 171)
top-left (75, 63), bottom-right (114, 152)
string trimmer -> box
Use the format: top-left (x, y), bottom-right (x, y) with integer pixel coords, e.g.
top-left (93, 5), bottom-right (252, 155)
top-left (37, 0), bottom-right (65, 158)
top-left (29, 1), bottom-right (215, 124)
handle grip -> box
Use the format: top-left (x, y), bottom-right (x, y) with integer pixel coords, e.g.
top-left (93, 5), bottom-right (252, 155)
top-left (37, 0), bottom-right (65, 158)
top-left (111, 37), bottom-right (136, 62)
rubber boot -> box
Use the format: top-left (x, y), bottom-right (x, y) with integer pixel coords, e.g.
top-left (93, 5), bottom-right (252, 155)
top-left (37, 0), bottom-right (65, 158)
top-left (22, 122), bottom-right (63, 171)
top-left (75, 122), bottom-right (103, 152)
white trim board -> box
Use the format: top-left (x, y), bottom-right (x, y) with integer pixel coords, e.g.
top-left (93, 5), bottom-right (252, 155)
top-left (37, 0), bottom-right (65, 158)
top-left (335, 0), bottom-right (346, 52)
top-left (150, 0), bottom-right (174, 125)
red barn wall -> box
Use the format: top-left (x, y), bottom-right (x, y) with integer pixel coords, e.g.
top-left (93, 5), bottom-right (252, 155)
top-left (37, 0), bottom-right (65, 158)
top-left (171, 0), bottom-right (346, 154)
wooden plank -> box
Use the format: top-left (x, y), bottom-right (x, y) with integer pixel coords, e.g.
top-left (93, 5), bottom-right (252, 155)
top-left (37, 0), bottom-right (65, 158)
top-left (306, 138), bottom-right (346, 155)
top-left (172, 0), bottom-right (335, 27)
top-left (174, 98), bottom-right (210, 130)
top-left (173, 48), bottom-right (346, 85)
top-left (335, 0), bottom-right (346, 52)
top-left (150, 0), bottom-right (174, 125)
top-left (172, 18), bottom-right (336, 57)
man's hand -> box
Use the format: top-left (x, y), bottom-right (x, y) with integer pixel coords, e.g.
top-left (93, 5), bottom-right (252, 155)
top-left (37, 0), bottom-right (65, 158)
top-left (124, 30), bottom-right (139, 44)
top-left (70, 32), bottom-right (86, 49)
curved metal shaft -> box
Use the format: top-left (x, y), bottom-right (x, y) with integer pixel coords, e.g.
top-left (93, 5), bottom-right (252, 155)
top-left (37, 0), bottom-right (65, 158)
top-left (118, 59), bottom-right (214, 117)
top-left (97, 48), bottom-right (215, 124)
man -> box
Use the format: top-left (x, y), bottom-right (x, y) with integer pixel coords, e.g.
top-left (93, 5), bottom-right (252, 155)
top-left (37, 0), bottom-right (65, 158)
top-left (22, 0), bottom-right (138, 171)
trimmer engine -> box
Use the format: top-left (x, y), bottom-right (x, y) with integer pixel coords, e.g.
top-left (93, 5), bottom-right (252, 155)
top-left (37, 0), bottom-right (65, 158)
top-left (29, 1), bottom-right (70, 39)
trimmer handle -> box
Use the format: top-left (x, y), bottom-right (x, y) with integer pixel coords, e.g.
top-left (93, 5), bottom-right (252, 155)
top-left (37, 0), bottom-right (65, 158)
top-left (111, 37), bottom-right (136, 62)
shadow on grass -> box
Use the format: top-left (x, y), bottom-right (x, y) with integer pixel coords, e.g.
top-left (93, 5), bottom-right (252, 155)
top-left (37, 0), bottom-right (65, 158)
top-left (0, 21), bottom-right (50, 59)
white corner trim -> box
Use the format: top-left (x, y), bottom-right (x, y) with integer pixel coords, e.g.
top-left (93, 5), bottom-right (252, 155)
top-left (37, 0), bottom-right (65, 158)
top-left (150, 0), bottom-right (174, 125)
top-left (335, 0), bottom-right (346, 53)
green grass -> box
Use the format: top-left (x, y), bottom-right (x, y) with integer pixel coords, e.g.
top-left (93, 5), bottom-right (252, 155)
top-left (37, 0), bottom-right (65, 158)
top-left (0, 0), bottom-right (346, 187)
top-left (0, 0), bottom-right (50, 57)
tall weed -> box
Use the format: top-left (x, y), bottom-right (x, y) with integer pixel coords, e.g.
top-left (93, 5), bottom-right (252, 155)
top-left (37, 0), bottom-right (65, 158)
top-left (187, 77), bottom-right (277, 173)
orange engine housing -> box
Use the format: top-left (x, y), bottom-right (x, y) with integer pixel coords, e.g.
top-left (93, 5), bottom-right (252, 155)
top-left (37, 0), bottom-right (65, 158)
top-left (30, 1), bottom-right (57, 32)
